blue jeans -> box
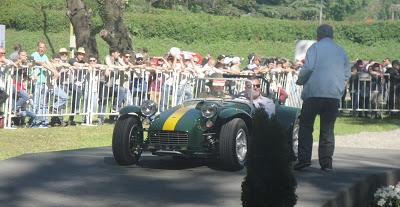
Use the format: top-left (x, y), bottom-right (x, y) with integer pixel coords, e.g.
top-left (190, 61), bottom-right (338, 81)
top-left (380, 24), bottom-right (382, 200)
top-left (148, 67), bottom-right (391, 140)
top-left (12, 87), bottom-right (29, 111)
top-left (116, 86), bottom-right (133, 109)
top-left (33, 83), bottom-right (48, 125)
top-left (83, 89), bottom-right (99, 124)
top-left (66, 84), bottom-right (83, 122)
top-left (176, 84), bottom-right (193, 105)
top-left (51, 86), bottom-right (68, 110)
top-left (18, 109), bottom-right (37, 126)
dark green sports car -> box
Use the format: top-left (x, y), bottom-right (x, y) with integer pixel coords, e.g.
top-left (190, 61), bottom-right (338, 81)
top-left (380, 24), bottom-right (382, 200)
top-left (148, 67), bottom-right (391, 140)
top-left (112, 77), bottom-right (300, 171)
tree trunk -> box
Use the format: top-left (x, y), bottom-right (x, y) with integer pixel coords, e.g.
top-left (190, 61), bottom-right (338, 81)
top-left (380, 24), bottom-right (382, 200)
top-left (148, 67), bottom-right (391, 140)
top-left (66, 0), bottom-right (99, 59)
top-left (97, 0), bottom-right (133, 53)
top-left (40, 6), bottom-right (55, 55)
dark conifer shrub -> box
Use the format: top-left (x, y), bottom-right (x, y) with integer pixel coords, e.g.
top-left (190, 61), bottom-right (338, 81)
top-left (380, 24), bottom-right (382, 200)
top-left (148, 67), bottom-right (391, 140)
top-left (241, 108), bottom-right (297, 207)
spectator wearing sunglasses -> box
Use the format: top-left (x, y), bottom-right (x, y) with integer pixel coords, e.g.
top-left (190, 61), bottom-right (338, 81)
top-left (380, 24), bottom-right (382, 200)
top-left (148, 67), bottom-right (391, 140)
top-left (65, 47), bottom-right (87, 125)
top-left (116, 51), bottom-right (133, 109)
top-left (134, 53), bottom-right (146, 66)
top-left (83, 56), bottom-right (104, 124)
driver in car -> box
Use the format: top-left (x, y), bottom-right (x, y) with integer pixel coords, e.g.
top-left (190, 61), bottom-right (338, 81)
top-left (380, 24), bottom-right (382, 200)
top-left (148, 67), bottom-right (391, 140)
top-left (241, 78), bottom-right (275, 118)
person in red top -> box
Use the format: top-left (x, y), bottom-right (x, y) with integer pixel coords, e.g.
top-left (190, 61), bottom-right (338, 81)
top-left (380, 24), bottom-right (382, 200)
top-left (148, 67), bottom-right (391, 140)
top-left (12, 50), bottom-right (31, 112)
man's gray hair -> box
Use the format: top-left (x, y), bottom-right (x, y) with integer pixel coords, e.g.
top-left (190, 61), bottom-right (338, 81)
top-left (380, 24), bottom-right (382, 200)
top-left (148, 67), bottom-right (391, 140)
top-left (317, 24), bottom-right (333, 39)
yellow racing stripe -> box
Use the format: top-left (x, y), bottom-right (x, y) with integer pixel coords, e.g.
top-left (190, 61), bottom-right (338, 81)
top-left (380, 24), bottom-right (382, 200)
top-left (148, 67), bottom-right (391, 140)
top-left (162, 106), bottom-right (193, 131)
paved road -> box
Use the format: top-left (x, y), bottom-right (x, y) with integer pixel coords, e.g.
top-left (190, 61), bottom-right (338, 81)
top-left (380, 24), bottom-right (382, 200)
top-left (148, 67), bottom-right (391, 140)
top-left (0, 145), bottom-right (399, 207)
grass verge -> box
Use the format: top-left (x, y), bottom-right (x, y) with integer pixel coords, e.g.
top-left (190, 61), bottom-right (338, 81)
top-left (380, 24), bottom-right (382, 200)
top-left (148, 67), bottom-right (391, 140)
top-left (0, 124), bottom-right (113, 160)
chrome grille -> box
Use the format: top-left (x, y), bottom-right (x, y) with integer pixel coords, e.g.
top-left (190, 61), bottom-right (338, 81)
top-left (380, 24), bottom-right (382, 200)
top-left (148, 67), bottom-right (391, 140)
top-left (149, 131), bottom-right (189, 146)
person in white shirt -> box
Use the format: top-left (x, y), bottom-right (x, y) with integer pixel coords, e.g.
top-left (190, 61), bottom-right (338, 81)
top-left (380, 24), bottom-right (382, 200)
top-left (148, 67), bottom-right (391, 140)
top-left (0, 47), bottom-right (14, 111)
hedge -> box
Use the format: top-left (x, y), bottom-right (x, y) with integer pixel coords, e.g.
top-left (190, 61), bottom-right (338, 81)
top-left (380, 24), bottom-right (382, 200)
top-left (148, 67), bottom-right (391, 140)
top-left (1, 6), bottom-right (400, 45)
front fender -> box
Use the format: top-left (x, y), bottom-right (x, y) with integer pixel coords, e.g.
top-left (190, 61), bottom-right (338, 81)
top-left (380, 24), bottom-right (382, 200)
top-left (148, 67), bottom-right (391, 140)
top-left (118, 105), bottom-right (142, 119)
top-left (219, 108), bottom-right (252, 131)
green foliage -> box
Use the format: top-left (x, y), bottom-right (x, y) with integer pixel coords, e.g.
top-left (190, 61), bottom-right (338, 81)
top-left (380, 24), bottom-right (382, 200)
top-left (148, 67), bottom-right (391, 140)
top-left (335, 21), bottom-right (400, 45)
top-left (4, 29), bottom-right (400, 63)
top-left (127, 10), bottom-right (400, 45)
top-left (127, 10), bottom-right (318, 43)
top-left (242, 109), bottom-right (297, 207)
top-left (2, 2), bottom-right (400, 46)
top-left (0, 0), bottom-right (69, 32)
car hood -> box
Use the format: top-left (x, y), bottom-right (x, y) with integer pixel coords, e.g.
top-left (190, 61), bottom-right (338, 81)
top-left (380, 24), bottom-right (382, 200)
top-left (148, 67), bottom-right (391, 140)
top-left (149, 102), bottom-right (202, 132)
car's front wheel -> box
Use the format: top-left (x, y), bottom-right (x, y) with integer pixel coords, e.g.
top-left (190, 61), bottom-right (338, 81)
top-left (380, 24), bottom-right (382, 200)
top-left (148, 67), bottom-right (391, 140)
top-left (219, 118), bottom-right (248, 171)
top-left (112, 116), bottom-right (143, 165)
top-left (290, 116), bottom-right (300, 161)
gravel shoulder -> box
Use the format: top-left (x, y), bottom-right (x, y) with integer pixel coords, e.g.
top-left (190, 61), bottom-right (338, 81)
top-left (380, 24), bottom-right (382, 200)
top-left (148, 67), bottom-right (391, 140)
top-left (331, 129), bottom-right (400, 150)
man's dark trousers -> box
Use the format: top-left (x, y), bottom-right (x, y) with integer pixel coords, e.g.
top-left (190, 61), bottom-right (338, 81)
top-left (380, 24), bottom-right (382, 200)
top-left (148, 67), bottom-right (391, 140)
top-left (298, 97), bottom-right (340, 168)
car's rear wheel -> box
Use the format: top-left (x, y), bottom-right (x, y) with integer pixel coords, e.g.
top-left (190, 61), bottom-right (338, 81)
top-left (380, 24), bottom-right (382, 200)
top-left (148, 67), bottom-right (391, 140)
top-left (219, 118), bottom-right (248, 171)
top-left (112, 116), bottom-right (143, 165)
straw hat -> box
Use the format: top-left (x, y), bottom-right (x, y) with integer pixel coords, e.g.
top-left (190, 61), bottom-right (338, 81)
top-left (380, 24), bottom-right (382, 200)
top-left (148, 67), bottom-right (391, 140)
top-left (59, 48), bottom-right (68, 53)
top-left (76, 47), bottom-right (86, 54)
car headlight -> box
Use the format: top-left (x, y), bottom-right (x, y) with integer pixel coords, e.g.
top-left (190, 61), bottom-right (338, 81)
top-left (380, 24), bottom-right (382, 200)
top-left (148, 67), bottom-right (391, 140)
top-left (140, 100), bottom-right (157, 117)
top-left (201, 103), bottom-right (217, 119)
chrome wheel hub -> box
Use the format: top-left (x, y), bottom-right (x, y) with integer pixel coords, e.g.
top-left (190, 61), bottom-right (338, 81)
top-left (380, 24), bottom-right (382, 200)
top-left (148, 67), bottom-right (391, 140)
top-left (235, 128), bottom-right (247, 162)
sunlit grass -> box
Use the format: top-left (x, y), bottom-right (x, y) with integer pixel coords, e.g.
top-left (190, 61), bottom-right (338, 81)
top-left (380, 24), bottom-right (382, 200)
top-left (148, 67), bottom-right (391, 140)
top-left (0, 124), bottom-right (113, 160)
top-left (313, 115), bottom-right (400, 139)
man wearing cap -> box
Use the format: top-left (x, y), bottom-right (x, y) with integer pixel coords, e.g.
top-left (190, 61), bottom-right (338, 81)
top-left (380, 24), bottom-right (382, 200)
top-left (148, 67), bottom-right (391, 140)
top-left (131, 52), bottom-right (150, 105)
top-left (58, 48), bottom-right (70, 64)
top-left (66, 47), bottom-right (87, 125)
top-left (182, 53), bottom-right (196, 71)
top-left (230, 57), bottom-right (241, 72)
top-left (57, 48), bottom-right (73, 91)
top-left (134, 53), bottom-right (146, 66)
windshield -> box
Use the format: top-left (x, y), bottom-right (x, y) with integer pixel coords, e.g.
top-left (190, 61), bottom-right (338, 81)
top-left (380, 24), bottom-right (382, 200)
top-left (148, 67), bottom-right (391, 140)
top-left (187, 76), bottom-right (269, 103)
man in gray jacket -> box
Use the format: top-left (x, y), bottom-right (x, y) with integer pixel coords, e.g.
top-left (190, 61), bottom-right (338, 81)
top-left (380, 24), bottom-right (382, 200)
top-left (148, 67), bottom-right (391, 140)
top-left (294, 24), bottom-right (351, 171)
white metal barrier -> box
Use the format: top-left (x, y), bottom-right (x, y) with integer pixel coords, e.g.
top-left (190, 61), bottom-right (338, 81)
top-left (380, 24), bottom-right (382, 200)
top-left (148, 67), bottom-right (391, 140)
top-left (1, 64), bottom-right (399, 128)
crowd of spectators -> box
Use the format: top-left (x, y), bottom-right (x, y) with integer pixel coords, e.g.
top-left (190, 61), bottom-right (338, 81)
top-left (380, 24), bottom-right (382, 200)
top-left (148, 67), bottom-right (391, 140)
top-left (347, 58), bottom-right (400, 118)
top-left (1, 41), bottom-right (400, 128)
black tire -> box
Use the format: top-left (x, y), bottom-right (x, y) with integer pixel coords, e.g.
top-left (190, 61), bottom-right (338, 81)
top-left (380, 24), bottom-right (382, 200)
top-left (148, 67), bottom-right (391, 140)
top-left (50, 117), bottom-right (61, 127)
top-left (112, 116), bottom-right (143, 165)
top-left (290, 116), bottom-right (300, 161)
top-left (219, 118), bottom-right (248, 171)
